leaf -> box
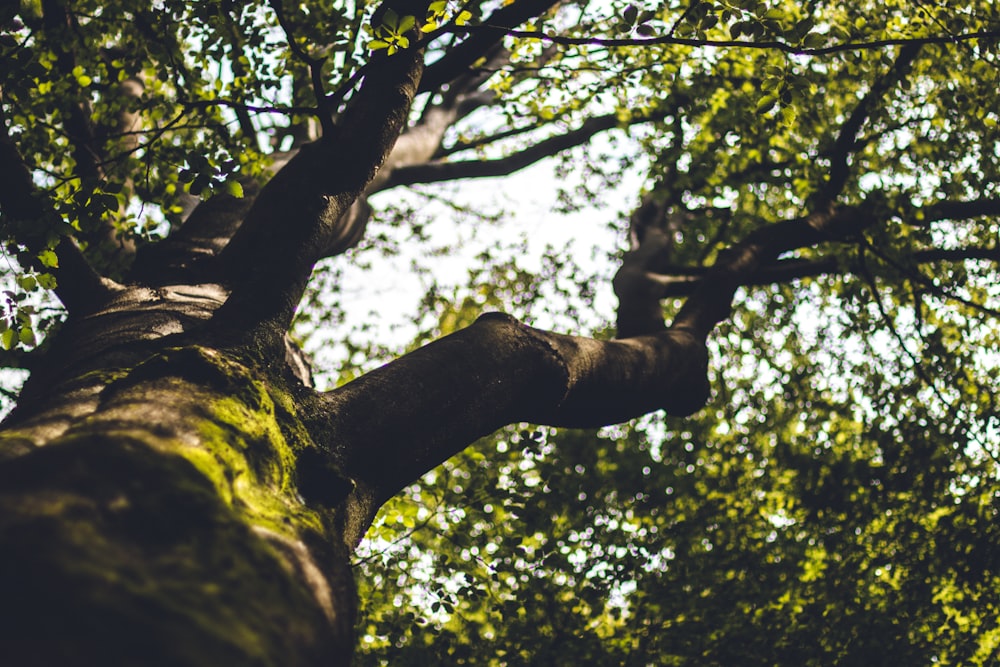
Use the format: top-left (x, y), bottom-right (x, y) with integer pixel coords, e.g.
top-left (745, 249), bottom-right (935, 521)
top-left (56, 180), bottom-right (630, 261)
top-left (755, 94), bottom-right (777, 114)
top-left (0, 329), bottom-right (15, 351)
top-left (37, 249), bottom-right (59, 269)
top-left (223, 180), bottom-right (244, 198)
top-left (623, 5), bottom-right (638, 25)
top-left (398, 15), bottom-right (416, 33)
top-left (635, 23), bottom-right (656, 37)
top-left (760, 76), bottom-right (782, 92)
top-left (802, 32), bottom-right (826, 49)
top-left (189, 173), bottom-right (212, 196)
top-left (383, 9), bottom-right (399, 30)
top-left (95, 193), bottom-right (119, 213)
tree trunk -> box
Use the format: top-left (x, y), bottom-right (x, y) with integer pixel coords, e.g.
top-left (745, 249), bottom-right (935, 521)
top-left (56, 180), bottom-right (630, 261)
top-left (0, 287), bottom-right (357, 666)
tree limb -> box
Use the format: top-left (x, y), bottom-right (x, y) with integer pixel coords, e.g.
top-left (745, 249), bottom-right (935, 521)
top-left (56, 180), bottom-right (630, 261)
top-left (128, 182), bottom-right (261, 285)
top-left (0, 114), bottom-right (116, 314)
top-left (819, 42), bottom-right (921, 202)
top-left (214, 6), bottom-right (428, 337)
top-left (669, 206), bottom-right (877, 340)
top-left (653, 246), bottom-right (1000, 297)
top-left (318, 312), bottom-right (709, 515)
top-left (380, 112), bottom-right (641, 188)
top-left (38, 0), bottom-right (138, 270)
top-left (920, 197), bottom-right (1000, 224)
top-left (418, 0), bottom-right (562, 94)
top-left (460, 26), bottom-right (1000, 57)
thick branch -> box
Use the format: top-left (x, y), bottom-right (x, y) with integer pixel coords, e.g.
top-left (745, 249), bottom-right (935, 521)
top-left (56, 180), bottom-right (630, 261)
top-left (320, 312), bottom-right (708, 507)
top-left (128, 182), bottom-right (261, 285)
top-left (614, 224), bottom-right (674, 338)
top-left (215, 16), bottom-right (426, 336)
top-left (458, 26), bottom-right (1000, 57)
top-left (920, 197), bottom-right (1000, 224)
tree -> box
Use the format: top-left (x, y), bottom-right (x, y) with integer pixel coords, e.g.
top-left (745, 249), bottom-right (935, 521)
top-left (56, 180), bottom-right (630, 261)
top-left (1, 0), bottom-right (998, 664)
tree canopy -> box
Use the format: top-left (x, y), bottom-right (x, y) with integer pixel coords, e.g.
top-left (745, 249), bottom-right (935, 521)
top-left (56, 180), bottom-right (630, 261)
top-left (1, 0), bottom-right (999, 665)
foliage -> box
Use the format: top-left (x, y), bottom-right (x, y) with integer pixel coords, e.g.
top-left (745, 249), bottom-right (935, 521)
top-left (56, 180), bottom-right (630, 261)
top-left (354, 277), bottom-right (1000, 666)
top-left (345, 2), bottom-right (1000, 664)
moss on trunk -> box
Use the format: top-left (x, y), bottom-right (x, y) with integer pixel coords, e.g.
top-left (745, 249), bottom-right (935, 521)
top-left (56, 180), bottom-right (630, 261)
top-left (0, 345), bottom-right (356, 666)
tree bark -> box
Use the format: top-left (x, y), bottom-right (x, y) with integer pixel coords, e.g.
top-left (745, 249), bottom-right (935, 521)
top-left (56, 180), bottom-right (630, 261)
top-left (0, 288), bottom-right (357, 666)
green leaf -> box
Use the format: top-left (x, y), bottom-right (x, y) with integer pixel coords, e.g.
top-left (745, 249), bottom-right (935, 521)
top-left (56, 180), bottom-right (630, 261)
top-left (755, 94), bottom-right (778, 114)
top-left (37, 249), bottom-right (59, 268)
top-left (383, 8), bottom-right (399, 30)
top-left (189, 173), bottom-right (212, 196)
top-left (397, 15), bottom-right (415, 33)
top-left (223, 180), bottom-right (244, 198)
top-left (802, 32), bottom-right (826, 49)
top-left (0, 329), bottom-right (15, 351)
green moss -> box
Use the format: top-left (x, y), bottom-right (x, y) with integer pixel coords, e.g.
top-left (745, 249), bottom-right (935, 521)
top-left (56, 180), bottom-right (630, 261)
top-left (193, 389), bottom-right (327, 537)
top-left (68, 345), bottom-right (336, 541)
top-left (0, 433), bottom-right (343, 665)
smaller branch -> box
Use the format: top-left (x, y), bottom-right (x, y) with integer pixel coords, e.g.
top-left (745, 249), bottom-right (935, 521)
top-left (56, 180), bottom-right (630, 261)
top-left (670, 206), bottom-right (876, 340)
top-left (461, 26), bottom-right (1000, 57)
top-left (180, 98), bottom-right (316, 117)
top-left (269, 0), bottom-right (335, 136)
top-left (382, 112), bottom-right (656, 188)
top-left (859, 239), bottom-right (1000, 319)
top-left (819, 42), bottom-right (921, 202)
top-left (653, 246), bottom-right (1000, 297)
top-left (855, 248), bottom-right (983, 459)
top-left (0, 115), bottom-right (116, 314)
top-left (434, 122), bottom-right (546, 158)
top-left (418, 0), bottom-right (563, 94)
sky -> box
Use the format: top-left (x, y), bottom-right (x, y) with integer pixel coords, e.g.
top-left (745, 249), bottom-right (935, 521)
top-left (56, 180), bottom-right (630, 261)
top-left (298, 134), bottom-right (650, 389)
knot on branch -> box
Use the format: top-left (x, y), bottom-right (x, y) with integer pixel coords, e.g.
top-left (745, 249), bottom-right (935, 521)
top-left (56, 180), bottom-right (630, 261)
top-left (659, 328), bottom-right (711, 417)
top-left (615, 226), bottom-right (674, 338)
